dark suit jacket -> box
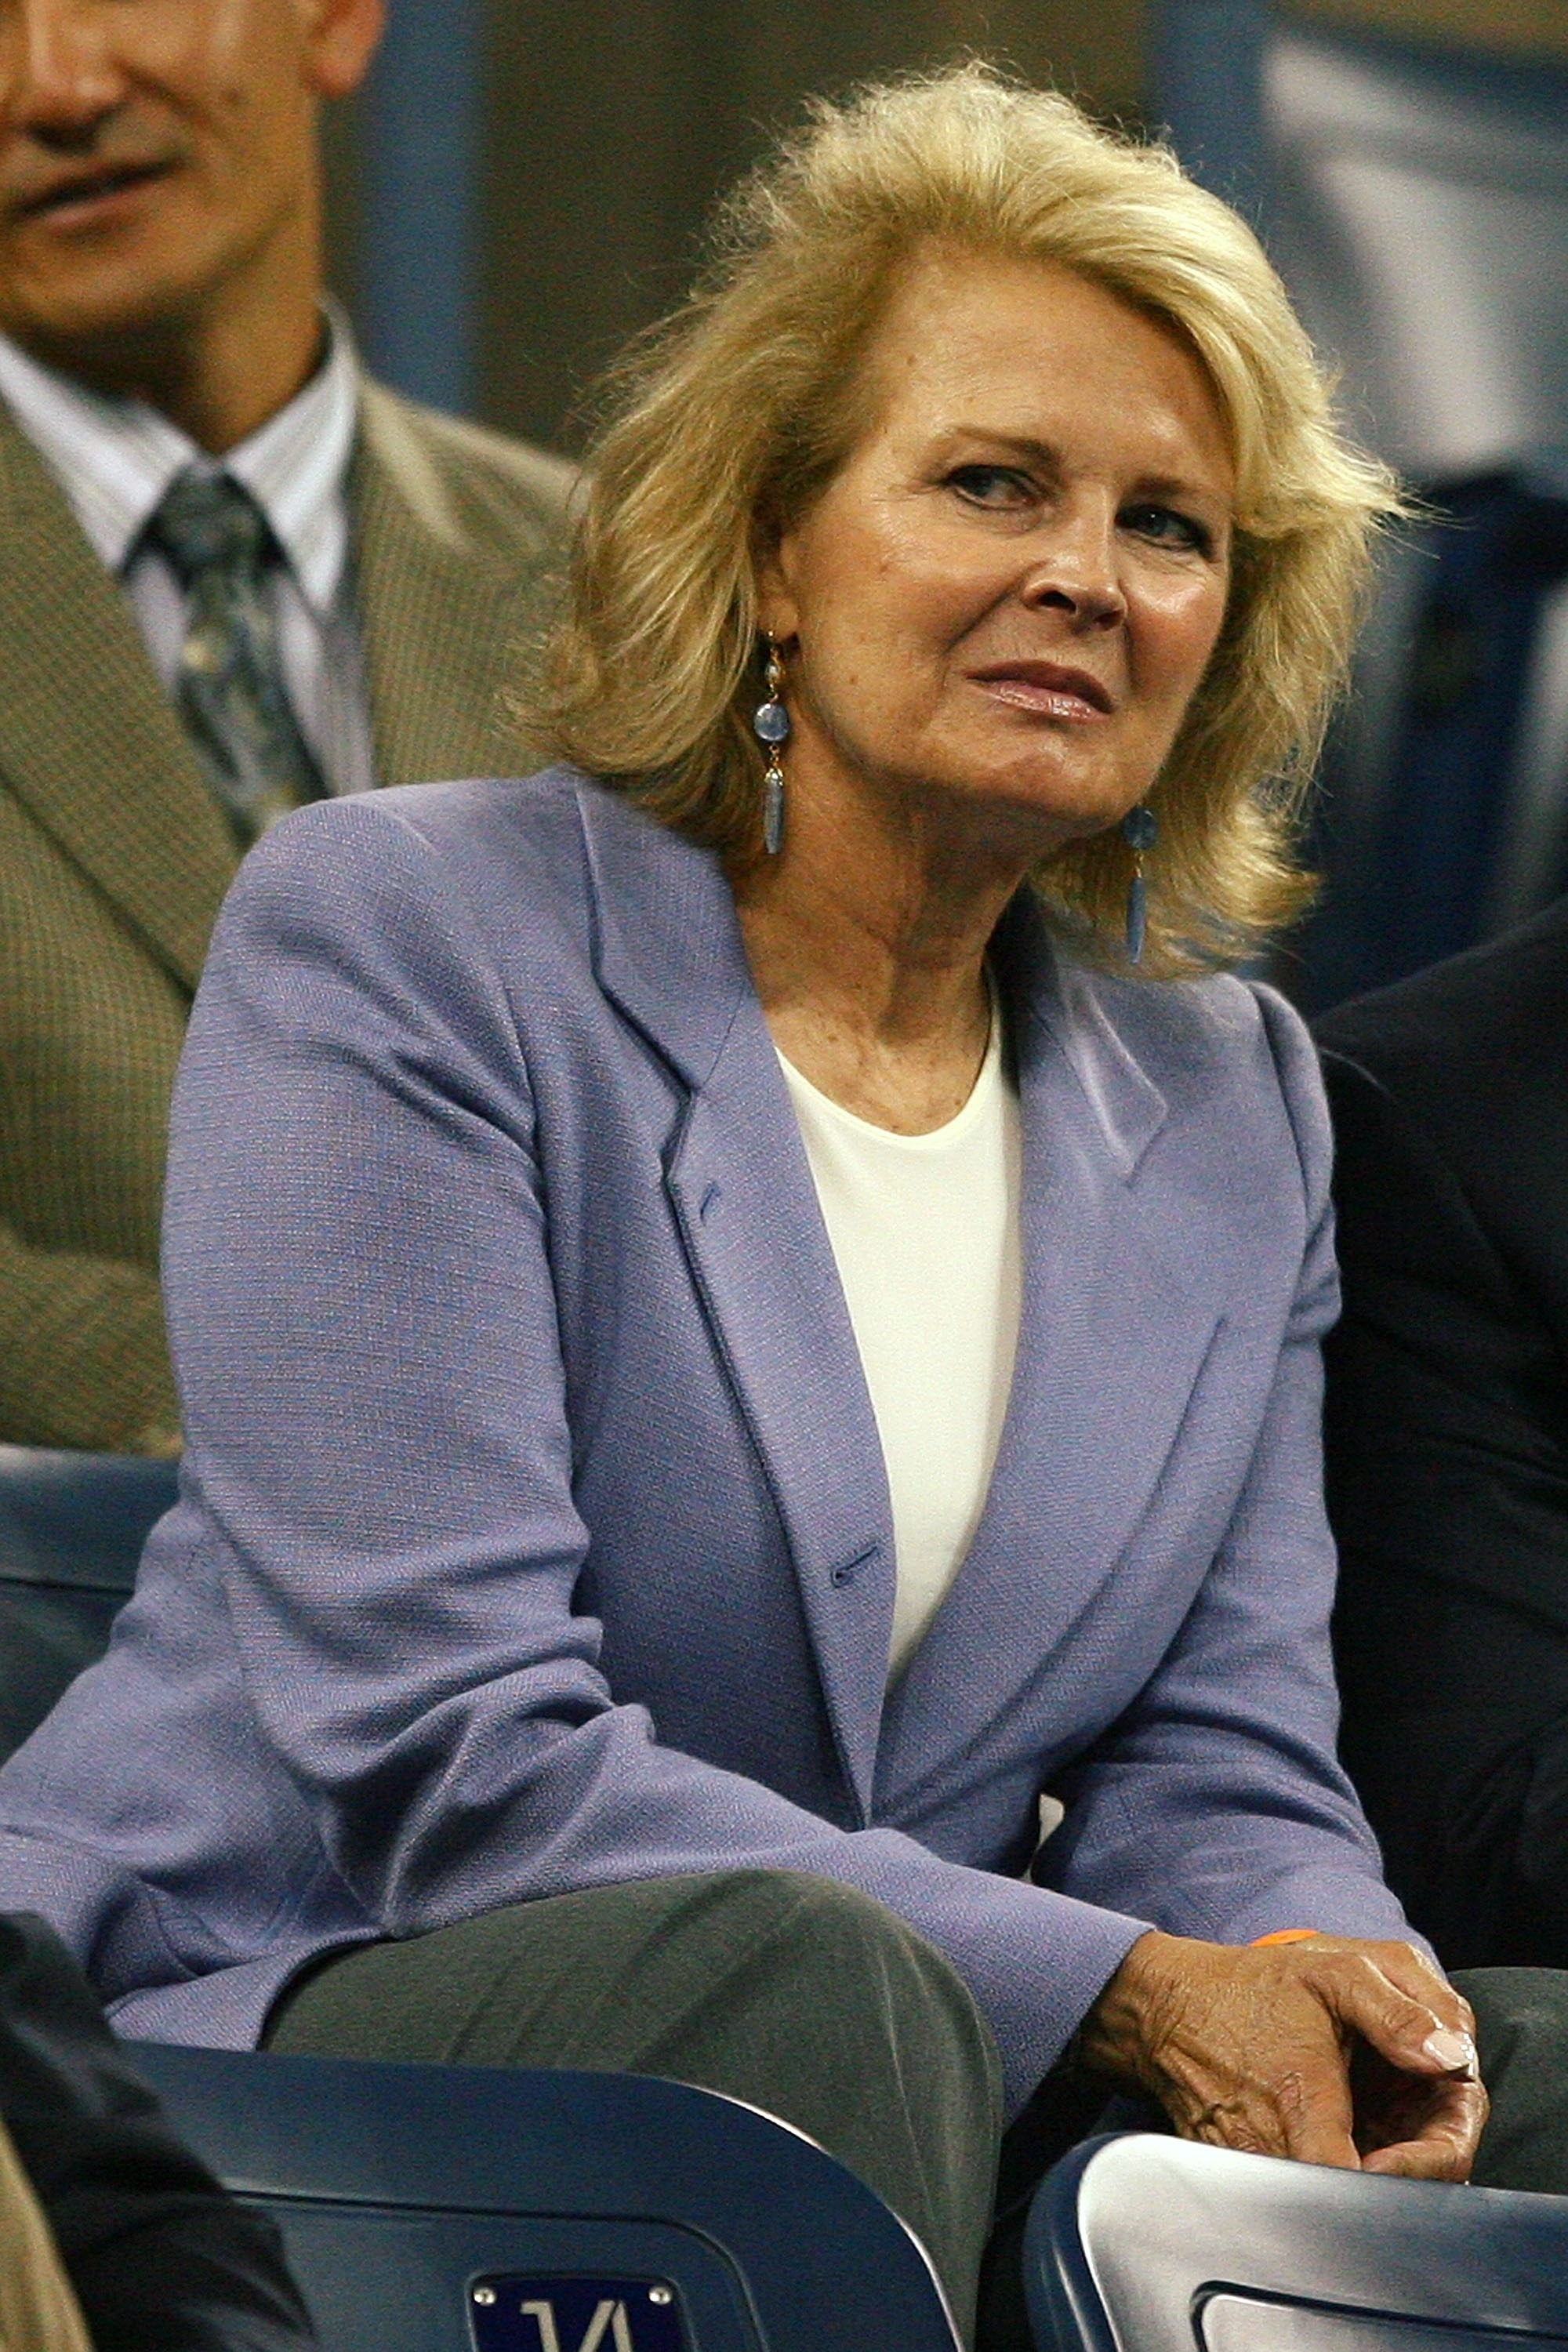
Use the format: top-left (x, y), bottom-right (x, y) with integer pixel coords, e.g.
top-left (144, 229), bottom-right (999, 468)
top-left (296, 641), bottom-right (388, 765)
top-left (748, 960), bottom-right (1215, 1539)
top-left (0, 1911), bottom-right (311, 2349)
top-left (0, 385), bottom-right (573, 1453)
top-left (1315, 895), bottom-right (1568, 1967)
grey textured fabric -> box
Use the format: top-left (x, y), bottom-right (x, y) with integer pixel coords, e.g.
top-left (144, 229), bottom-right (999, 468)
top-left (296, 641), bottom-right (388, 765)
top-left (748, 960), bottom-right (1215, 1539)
top-left (267, 1868), bottom-right (1004, 2347)
top-left (1460, 1967), bottom-right (1568, 2194)
top-left (0, 387), bottom-right (573, 1450)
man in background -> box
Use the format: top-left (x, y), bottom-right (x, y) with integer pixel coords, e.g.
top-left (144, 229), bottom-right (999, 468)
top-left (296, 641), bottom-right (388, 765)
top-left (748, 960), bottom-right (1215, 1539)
top-left (0, 0), bottom-right (573, 1452)
top-left (1317, 896), bottom-right (1568, 1970)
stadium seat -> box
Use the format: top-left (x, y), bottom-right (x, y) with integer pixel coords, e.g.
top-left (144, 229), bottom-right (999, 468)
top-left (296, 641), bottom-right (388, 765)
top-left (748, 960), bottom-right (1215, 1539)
top-left (129, 2042), bottom-right (963, 2352)
top-left (0, 1445), bottom-right (176, 1760)
top-left (1025, 2131), bottom-right (1568, 2352)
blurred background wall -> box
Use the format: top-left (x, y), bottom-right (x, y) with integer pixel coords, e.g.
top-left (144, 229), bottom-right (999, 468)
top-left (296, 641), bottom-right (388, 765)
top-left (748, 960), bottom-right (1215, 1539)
top-left (325, 0), bottom-right (1149, 445)
top-left (323, 0), bottom-right (1568, 1007)
top-left (321, 0), bottom-right (1566, 453)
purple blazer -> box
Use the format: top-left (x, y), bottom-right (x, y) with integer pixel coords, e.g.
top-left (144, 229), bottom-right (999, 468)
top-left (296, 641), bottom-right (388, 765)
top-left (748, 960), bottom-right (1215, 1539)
top-left (0, 770), bottom-right (1411, 2112)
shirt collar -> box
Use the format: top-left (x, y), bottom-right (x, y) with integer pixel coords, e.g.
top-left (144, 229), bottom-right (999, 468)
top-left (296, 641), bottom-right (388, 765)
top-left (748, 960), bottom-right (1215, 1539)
top-left (0, 302), bottom-right (361, 615)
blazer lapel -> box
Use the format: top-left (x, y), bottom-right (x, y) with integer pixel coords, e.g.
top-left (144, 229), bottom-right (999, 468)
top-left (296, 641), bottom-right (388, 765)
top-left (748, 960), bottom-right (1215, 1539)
top-left (0, 405), bottom-right (235, 993)
top-left (351, 384), bottom-right (554, 790)
top-left (579, 800), bottom-right (1225, 1817)
top-left (877, 897), bottom-right (1223, 1793)
top-left (578, 784), bottom-right (895, 1819)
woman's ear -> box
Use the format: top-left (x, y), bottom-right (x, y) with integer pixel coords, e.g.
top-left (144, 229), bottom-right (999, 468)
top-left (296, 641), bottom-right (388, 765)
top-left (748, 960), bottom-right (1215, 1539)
top-left (751, 510), bottom-right (801, 645)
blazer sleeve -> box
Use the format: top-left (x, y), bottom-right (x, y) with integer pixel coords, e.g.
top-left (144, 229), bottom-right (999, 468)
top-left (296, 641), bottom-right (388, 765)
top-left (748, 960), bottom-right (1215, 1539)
top-left (160, 799), bottom-right (1149, 2118)
top-left (0, 1225), bottom-right (177, 1454)
top-left (1039, 993), bottom-right (1419, 1951)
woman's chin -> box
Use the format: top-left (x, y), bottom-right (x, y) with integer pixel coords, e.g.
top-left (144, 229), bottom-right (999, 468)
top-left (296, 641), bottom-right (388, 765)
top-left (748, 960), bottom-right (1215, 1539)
top-left (937, 774), bottom-right (1133, 859)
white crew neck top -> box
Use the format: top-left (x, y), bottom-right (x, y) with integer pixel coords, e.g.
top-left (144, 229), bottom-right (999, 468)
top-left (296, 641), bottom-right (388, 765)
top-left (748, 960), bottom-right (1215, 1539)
top-left (778, 998), bottom-right (1023, 1679)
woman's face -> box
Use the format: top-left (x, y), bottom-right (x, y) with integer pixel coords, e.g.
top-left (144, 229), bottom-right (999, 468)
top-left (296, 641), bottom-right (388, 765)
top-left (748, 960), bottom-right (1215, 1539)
top-left (758, 247), bottom-right (1237, 863)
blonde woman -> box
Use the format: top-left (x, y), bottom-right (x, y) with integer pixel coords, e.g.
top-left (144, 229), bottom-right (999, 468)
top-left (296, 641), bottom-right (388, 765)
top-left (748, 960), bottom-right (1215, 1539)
top-left (3, 67), bottom-right (1565, 2350)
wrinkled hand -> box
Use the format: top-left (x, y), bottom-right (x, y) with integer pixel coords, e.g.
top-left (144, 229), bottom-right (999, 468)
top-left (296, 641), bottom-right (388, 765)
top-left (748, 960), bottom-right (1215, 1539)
top-left (1079, 1930), bottom-right (1487, 2180)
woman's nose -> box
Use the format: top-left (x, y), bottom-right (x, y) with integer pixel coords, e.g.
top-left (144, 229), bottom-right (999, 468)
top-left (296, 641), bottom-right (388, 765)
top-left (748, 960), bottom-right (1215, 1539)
top-left (3, 0), bottom-right (122, 135)
top-left (1018, 510), bottom-right (1127, 631)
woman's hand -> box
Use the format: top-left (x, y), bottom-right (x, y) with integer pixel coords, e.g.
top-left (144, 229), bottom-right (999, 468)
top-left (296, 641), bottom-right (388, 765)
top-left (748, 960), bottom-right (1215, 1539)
top-left (1079, 1930), bottom-right (1487, 2179)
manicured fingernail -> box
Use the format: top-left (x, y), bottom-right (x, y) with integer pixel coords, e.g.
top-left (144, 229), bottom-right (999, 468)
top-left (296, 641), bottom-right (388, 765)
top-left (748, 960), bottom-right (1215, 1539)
top-left (1423, 2028), bottom-right (1477, 2072)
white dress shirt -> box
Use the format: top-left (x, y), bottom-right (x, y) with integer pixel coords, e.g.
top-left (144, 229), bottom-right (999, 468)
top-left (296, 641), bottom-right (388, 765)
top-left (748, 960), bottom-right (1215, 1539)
top-left (0, 307), bottom-right (375, 797)
top-left (779, 993), bottom-right (1023, 1679)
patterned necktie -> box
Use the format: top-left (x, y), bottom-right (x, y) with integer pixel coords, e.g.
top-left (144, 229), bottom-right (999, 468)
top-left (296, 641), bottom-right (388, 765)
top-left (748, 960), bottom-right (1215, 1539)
top-left (147, 467), bottom-right (326, 844)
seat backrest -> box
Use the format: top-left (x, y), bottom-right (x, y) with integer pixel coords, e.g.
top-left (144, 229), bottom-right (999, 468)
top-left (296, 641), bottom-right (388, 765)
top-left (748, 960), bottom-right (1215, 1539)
top-left (129, 2042), bottom-right (962, 2352)
top-left (0, 1446), bottom-right (177, 1760)
top-left (1026, 2132), bottom-right (1568, 2352)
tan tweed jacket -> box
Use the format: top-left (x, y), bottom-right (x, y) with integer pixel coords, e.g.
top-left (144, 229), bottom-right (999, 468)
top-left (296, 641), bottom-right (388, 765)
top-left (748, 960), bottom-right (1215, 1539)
top-left (0, 383), bottom-right (575, 1451)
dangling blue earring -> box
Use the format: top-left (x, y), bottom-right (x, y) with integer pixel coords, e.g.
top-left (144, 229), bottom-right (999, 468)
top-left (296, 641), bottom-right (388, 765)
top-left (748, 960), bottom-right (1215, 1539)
top-left (753, 637), bottom-right (789, 856)
top-left (1122, 805), bottom-right (1157, 964)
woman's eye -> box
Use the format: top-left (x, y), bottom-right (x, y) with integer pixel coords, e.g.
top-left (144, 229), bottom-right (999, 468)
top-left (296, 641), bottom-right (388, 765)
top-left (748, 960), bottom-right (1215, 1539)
top-left (946, 464), bottom-right (1035, 508)
top-left (1123, 503), bottom-right (1213, 554)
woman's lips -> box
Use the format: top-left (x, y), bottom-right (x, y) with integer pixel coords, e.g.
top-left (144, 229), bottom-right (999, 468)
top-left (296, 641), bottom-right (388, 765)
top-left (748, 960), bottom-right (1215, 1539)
top-left (971, 667), bottom-right (1115, 722)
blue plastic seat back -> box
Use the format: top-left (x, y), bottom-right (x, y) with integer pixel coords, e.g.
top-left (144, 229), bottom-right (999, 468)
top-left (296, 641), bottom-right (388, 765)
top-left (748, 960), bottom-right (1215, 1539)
top-left (129, 2042), bottom-right (962, 2352)
top-left (1027, 2132), bottom-right (1568, 2352)
top-left (0, 1446), bottom-right (177, 1759)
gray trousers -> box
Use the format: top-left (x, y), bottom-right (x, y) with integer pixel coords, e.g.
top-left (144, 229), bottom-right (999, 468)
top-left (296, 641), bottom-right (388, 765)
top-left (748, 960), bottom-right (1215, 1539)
top-left (268, 1871), bottom-right (1003, 2341)
top-left (267, 1873), bottom-right (1568, 2352)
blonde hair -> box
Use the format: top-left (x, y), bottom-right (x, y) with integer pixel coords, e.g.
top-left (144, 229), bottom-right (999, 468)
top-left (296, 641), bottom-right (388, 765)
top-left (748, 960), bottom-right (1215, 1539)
top-left (530, 63), bottom-right (1400, 975)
